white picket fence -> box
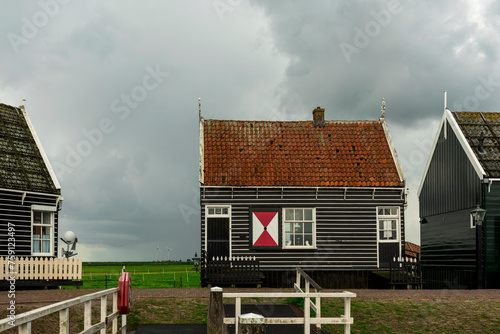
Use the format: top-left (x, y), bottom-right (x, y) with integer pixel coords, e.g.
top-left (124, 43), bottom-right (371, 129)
top-left (0, 257), bottom-right (82, 280)
top-left (0, 288), bottom-right (126, 334)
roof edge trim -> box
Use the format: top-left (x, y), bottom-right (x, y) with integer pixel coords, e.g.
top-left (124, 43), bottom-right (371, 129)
top-left (19, 106), bottom-right (61, 190)
top-left (380, 118), bottom-right (405, 183)
top-left (417, 109), bottom-right (485, 196)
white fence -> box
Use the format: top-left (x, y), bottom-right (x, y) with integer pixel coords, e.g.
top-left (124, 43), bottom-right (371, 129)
top-left (223, 268), bottom-right (356, 334)
top-left (224, 292), bottom-right (355, 334)
top-left (0, 288), bottom-right (126, 334)
top-left (0, 257), bottom-right (82, 281)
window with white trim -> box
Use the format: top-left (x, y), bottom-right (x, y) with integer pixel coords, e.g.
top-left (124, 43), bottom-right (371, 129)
top-left (207, 206), bottom-right (229, 216)
top-left (470, 214), bottom-right (476, 229)
top-left (377, 207), bottom-right (400, 241)
top-left (32, 206), bottom-right (56, 255)
top-left (283, 208), bottom-right (315, 248)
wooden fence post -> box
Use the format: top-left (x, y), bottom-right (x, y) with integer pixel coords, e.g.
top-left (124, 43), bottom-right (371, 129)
top-left (238, 313), bottom-right (266, 334)
top-left (207, 287), bottom-right (228, 334)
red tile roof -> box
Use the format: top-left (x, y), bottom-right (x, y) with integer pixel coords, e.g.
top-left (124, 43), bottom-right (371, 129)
top-left (203, 119), bottom-right (404, 187)
top-left (405, 241), bottom-right (421, 260)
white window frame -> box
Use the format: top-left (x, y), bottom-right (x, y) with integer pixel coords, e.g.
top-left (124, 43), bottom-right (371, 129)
top-left (282, 207), bottom-right (316, 249)
top-left (376, 206), bottom-right (400, 243)
top-left (470, 214), bottom-right (476, 229)
top-left (204, 205), bottom-right (232, 258)
top-left (31, 205), bottom-right (56, 256)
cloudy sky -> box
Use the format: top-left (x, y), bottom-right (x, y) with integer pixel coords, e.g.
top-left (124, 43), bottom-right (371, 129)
top-left (1, 1), bottom-right (500, 261)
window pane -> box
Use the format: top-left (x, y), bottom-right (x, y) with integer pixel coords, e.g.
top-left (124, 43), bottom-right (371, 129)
top-left (42, 212), bottom-right (51, 225)
top-left (295, 209), bottom-right (303, 220)
top-left (285, 209), bottom-right (294, 220)
top-left (294, 235), bottom-right (303, 246)
top-left (285, 223), bottom-right (292, 233)
top-left (304, 209), bottom-right (313, 221)
top-left (285, 233), bottom-right (293, 246)
top-left (294, 223), bottom-right (303, 233)
top-left (33, 240), bottom-right (40, 253)
top-left (222, 208), bottom-right (228, 215)
top-left (215, 208), bottom-right (221, 214)
top-left (34, 211), bottom-right (42, 224)
top-left (384, 208), bottom-right (390, 215)
top-left (391, 208), bottom-right (398, 215)
top-left (304, 234), bottom-right (313, 246)
top-left (304, 223), bottom-right (312, 233)
top-left (42, 240), bottom-right (50, 253)
top-left (391, 220), bottom-right (397, 230)
top-left (378, 208), bottom-right (384, 215)
top-left (33, 226), bottom-right (41, 237)
top-left (208, 208), bottom-right (214, 215)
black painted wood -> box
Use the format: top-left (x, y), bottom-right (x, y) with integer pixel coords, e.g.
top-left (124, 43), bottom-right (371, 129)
top-left (201, 186), bottom-right (405, 275)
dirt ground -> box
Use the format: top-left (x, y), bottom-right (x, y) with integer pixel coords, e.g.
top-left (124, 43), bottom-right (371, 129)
top-left (1, 288), bottom-right (500, 333)
top-left (3, 287), bottom-right (500, 307)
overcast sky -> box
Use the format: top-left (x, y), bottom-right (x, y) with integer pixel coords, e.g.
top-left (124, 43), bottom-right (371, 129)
top-left (2, 1), bottom-right (500, 261)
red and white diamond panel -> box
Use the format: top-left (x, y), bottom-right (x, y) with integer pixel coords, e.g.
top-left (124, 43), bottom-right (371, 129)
top-left (252, 211), bottom-right (279, 247)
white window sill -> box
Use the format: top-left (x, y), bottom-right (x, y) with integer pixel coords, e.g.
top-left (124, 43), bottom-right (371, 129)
top-left (31, 253), bottom-right (54, 257)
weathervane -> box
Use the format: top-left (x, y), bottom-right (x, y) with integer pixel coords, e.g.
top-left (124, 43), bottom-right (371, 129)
top-left (381, 98), bottom-right (386, 119)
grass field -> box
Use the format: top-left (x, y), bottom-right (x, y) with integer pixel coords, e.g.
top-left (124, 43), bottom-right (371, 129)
top-left (127, 296), bottom-right (500, 333)
top-left (72, 261), bottom-right (201, 289)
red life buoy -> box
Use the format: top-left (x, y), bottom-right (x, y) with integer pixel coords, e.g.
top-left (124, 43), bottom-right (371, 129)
top-left (118, 272), bottom-right (131, 315)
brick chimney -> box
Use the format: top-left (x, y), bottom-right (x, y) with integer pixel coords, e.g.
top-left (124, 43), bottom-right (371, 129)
top-left (312, 107), bottom-right (325, 127)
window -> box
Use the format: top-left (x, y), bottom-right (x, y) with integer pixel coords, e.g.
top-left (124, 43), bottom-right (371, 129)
top-left (32, 205), bottom-right (56, 255)
top-left (377, 207), bottom-right (399, 241)
top-left (283, 208), bottom-right (315, 248)
top-left (207, 206), bottom-right (229, 216)
top-left (470, 214), bottom-right (476, 229)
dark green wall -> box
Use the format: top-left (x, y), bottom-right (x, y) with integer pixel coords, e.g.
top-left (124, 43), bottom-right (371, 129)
top-left (484, 182), bottom-right (500, 288)
top-left (421, 209), bottom-right (476, 270)
top-left (419, 122), bottom-right (481, 217)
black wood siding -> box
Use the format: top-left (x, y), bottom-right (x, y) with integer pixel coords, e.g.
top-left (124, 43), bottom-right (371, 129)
top-left (201, 186), bottom-right (405, 271)
top-left (419, 122), bottom-right (481, 218)
top-left (484, 182), bottom-right (500, 288)
top-left (420, 208), bottom-right (477, 288)
top-left (0, 189), bottom-right (60, 257)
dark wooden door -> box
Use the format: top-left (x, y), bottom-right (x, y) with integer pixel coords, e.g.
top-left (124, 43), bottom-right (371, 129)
top-left (379, 243), bottom-right (400, 268)
top-left (207, 217), bottom-right (230, 260)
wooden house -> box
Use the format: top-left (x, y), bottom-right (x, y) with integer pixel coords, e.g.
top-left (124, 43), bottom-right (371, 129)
top-left (418, 108), bottom-right (500, 289)
top-left (199, 105), bottom-right (407, 288)
top-left (0, 103), bottom-right (80, 287)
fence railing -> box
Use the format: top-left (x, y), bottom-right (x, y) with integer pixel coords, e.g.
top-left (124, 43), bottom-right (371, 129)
top-left (390, 257), bottom-right (423, 289)
top-left (221, 268), bottom-right (355, 334)
top-left (0, 288), bottom-right (126, 334)
top-left (0, 257), bottom-right (82, 280)
top-left (203, 255), bottom-right (262, 286)
top-left (295, 268), bottom-right (323, 330)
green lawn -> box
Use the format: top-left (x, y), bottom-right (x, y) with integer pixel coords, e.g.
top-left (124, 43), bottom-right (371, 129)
top-left (70, 262), bottom-right (201, 289)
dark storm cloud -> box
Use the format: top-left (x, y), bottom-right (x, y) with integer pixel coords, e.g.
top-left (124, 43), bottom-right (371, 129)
top-left (1, 1), bottom-right (499, 259)
top-left (253, 0), bottom-right (500, 123)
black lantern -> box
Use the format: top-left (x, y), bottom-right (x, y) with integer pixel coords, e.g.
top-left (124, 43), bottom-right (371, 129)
top-left (471, 204), bottom-right (486, 288)
top-left (471, 204), bottom-right (487, 226)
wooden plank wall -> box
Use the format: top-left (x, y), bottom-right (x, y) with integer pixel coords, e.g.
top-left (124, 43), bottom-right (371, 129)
top-left (201, 186), bottom-right (405, 271)
top-left (0, 189), bottom-right (59, 257)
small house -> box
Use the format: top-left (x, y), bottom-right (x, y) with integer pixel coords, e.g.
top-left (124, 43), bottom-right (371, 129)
top-left (199, 105), bottom-right (407, 288)
top-left (418, 108), bottom-right (500, 289)
top-left (0, 103), bottom-right (80, 288)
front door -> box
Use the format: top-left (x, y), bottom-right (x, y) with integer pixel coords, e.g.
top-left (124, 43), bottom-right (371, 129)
top-left (377, 207), bottom-right (401, 268)
top-left (205, 206), bottom-right (230, 260)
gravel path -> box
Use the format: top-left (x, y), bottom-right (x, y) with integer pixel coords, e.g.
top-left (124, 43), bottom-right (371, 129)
top-left (2, 288), bottom-right (500, 307)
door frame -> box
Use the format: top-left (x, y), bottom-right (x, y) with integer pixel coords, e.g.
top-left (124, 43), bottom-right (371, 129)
top-left (204, 205), bottom-right (232, 259)
top-left (376, 206), bottom-right (402, 268)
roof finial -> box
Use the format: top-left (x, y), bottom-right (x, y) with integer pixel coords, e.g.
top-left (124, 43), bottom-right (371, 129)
top-left (380, 98), bottom-right (386, 119)
top-left (198, 97), bottom-right (201, 120)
